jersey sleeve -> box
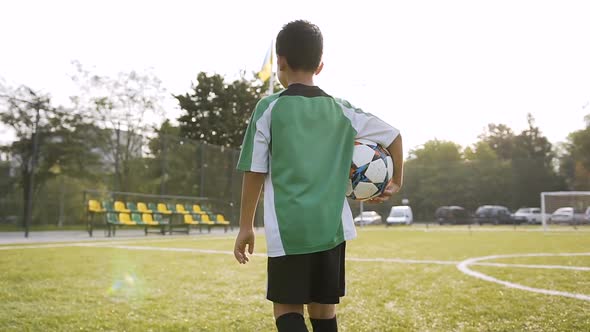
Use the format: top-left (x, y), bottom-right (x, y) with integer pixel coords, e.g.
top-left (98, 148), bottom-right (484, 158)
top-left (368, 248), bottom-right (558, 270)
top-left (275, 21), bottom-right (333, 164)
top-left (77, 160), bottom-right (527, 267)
top-left (236, 97), bottom-right (274, 173)
top-left (336, 98), bottom-right (400, 147)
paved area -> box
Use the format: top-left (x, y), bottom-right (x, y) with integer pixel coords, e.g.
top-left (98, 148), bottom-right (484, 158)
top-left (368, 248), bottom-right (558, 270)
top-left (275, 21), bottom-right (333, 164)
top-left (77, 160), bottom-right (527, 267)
top-left (0, 228), bottom-right (238, 245)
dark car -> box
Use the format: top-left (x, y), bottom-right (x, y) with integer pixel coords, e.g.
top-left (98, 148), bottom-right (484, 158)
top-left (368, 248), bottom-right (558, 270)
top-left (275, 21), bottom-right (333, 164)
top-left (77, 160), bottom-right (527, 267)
top-left (435, 206), bottom-right (472, 225)
top-left (475, 205), bottom-right (515, 225)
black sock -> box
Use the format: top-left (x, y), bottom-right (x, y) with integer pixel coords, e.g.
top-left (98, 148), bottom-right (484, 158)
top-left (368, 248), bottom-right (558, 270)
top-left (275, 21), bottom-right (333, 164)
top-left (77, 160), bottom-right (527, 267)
top-left (276, 312), bottom-right (309, 332)
top-left (310, 316), bottom-right (337, 332)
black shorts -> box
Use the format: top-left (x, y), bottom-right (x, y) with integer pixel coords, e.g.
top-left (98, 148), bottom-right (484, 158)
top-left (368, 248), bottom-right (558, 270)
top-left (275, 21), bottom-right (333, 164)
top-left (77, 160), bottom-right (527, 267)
top-left (266, 241), bottom-right (346, 304)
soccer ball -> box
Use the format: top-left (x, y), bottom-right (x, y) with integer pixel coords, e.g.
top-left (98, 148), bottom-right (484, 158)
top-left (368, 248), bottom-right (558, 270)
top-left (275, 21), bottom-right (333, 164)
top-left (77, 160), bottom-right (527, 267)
top-left (346, 139), bottom-right (394, 201)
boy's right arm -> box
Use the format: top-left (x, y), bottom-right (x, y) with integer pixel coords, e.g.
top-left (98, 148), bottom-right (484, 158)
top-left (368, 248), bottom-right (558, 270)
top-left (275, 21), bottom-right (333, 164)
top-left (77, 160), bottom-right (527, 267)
top-left (233, 171), bottom-right (265, 264)
top-left (388, 134), bottom-right (403, 190)
top-left (370, 134), bottom-right (403, 203)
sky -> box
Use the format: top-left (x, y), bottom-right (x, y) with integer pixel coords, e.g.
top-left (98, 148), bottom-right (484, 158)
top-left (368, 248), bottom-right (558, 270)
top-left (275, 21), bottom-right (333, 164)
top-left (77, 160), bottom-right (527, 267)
top-left (1, 0), bottom-right (590, 156)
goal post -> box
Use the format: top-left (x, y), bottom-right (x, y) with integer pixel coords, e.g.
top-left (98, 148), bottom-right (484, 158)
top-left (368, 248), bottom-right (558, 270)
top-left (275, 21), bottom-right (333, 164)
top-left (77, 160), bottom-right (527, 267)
top-left (541, 191), bottom-right (590, 231)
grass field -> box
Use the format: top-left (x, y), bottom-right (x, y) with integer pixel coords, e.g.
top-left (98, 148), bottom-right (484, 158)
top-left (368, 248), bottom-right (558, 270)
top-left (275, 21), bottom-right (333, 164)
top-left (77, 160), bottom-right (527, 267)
top-left (1, 226), bottom-right (589, 331)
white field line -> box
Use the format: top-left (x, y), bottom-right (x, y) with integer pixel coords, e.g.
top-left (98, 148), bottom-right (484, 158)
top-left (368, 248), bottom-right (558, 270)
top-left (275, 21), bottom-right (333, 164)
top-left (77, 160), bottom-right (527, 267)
top-left (3, 243), bottom-right (590, 272)
top-left (457, 253), bottom-right (590, 302)
top-left (474, 262), bottom-right (590, 271)
top-left (72, 244), bottom-right (590, 273)
top-left (3, 242), bottom-right (589, 300)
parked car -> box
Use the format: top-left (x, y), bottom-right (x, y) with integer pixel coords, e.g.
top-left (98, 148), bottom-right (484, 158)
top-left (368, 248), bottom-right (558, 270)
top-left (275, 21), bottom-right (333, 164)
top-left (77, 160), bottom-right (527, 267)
top-left (475, 205), bottom-right (515, 225)
top-left (586, 207), bottom-right (590, 222)
top-left (435, 206), bottom-right (472, 225)
top-left (549, 207), bottom-right (590, 224)
top-left (354, 211), bottom-right (382, 225)
top-left (386, 206), bottom-right (413, 226)
top-left (550, 207), bottom-right (575, 223)
top-left (512, 207), bottom-right (542, 224)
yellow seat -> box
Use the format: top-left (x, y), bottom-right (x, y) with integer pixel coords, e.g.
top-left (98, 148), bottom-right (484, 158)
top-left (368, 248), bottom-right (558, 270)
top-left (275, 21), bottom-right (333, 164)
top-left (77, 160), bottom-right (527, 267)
top-left (114, 201), bottom-right (131, 213)
top-left (216, 214), bottom-right (230, 225)
top-left (137, 202), bottom-right (152, 213)
top-left (88, 200), bottom-right (105, 213)
top-left (141, 213), bottom-right (158, 225)
top-left (201, 214), bottom-right (215, 225)
top-left (157, 203), bottom-right (172, 215)
top-left (191, 204), bottom-right (203, 214)
top-left (176, 204), bottom-right (189, 214)
top-left (184, 214), bottom-right (200, 225)
top-left (119, 213), bottom-right (136, 225)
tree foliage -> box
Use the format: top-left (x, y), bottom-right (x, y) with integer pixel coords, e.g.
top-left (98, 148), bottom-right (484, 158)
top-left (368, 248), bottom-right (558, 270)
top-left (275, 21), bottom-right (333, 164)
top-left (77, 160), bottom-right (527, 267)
top-left (0, 84), bottom-right (102, 224)
top-left (559, 115), bottom-right (590, 189)
top-left (69, 62), bottom-right (167, 191)
top-left (399, 115), bottom-right (565, 220)
top-left (175, 72), bottom-right (280, 148)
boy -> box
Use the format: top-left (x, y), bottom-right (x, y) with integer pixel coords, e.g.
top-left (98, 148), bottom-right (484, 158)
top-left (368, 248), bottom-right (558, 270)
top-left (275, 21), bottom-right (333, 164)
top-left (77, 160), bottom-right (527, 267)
top-left (234, 20), bottom-right (403, 332)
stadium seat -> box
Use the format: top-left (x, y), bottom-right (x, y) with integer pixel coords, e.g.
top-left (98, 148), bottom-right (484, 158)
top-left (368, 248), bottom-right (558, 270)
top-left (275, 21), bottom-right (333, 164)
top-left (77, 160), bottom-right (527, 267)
top-left (157, 203), bottom-right (172, 215)
top-left (153, 213), bottom-right (169, 225)
top-left (87, 200), bottom-right (105, 213)
top-left (191, 204), bottom-right (204, 214)
top-left (166, 203), bottom-right (180, 214)
top-left (215, 214), bottom-right (230, 225)
top-left (118, 213), bottom-right (136, 225)
top-left (175, 204), bottom-right (190, 214)
top-left (191, 213), bottom-right (202, 222)
top-left (137, 202), bottom-right (152, 213)
top-left (126, 202), bottom-right (140, 213)
top-left (102, 200), bottom-right (115, 212)
top-left (201, 205), bottom-right (212, 214)
top-left (131, 213), bottom-right (146, 225)
top-left (184, 214), bottom-right (200, 225)
top-left (86, 200), bottom-right (107, 237)
top-left (114, 201), bottom-right (131, 213)
top-left (142, 213), bottom-right (159, 225)
top-left (200, 214), bottom-right (215, 225)
top-left (106, 212), bottom-right (122, 225)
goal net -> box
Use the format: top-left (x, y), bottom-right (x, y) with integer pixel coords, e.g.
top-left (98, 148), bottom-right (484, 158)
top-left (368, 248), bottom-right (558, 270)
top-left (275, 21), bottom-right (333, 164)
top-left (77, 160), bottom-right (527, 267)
top-left (541, 191), bottom-right (590, 230)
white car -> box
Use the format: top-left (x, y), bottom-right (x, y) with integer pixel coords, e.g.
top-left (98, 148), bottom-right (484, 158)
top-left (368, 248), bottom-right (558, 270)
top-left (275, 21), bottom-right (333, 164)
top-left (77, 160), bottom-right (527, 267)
top-left (386, 206), bottom-right (413, 225)
top-left (585, 207), bottom-right (590, 222)
top-left (512, 207), bottom-right (542, 224)
top-left (550, 207), bottom-right (574, 223)
top-left (354, 211), bottom-right (382, 225)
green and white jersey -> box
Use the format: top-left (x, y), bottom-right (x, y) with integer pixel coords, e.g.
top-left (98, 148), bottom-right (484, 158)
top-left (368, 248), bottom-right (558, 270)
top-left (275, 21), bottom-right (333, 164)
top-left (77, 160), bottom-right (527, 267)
top-left (237, 84), bottom-right (399, 257)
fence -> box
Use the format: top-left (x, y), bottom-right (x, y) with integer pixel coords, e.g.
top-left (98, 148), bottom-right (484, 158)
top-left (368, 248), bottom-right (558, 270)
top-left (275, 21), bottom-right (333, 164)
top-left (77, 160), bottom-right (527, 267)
top-left (0, 132), bottom-right (265, 229)
top-left (1, 127), bottom-right (588, 230)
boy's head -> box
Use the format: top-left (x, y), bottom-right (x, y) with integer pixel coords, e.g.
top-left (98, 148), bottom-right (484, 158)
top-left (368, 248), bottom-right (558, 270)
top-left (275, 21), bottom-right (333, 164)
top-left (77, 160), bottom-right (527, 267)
top-left (275, 20), bottom-right (323, 86)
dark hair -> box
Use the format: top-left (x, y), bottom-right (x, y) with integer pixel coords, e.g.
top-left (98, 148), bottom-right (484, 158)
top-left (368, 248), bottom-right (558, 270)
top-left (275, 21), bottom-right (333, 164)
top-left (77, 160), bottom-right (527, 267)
top-left (276, 20), bottom-right (323, 72)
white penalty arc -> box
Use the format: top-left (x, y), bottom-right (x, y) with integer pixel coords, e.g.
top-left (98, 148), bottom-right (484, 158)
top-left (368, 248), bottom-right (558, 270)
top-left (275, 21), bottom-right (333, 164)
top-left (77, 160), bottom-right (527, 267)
top-left (457, 253), bottom-right (590, 302)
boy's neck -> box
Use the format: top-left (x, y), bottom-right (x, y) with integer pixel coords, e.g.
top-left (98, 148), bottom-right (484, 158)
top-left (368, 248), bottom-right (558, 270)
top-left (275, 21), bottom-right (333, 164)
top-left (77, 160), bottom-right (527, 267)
top-left (286, 71), bottom-right (316, 87)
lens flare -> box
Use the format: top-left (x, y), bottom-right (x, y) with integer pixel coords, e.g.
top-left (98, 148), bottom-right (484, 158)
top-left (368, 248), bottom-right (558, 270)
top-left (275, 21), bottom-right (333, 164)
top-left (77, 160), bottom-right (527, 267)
top-left (107, 272), bottom-right (142, 300)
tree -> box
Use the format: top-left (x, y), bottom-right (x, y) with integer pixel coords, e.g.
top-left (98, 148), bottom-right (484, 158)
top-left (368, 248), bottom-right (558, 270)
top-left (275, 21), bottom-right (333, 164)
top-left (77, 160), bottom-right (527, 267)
top-left (464, 141), bottom-right (498, 161)
top-left (473, 115), bottom-right (564, 209)
top-left (175, 72), bottom-right (280, 148)
top-left (463, 141), bottom-right (512, 209)
top-left (402, 140), bottom-right (470, 219)
top-left (70, 61), bottom-right (167, 191)
top-left (478, 123), bottom-right (515, 160)
top-left (560, 115), bottom-right (590, 189)
top-left (509, 114), bottom-right (565, 207)
top-left (0, 85), bottom-right (101, 227)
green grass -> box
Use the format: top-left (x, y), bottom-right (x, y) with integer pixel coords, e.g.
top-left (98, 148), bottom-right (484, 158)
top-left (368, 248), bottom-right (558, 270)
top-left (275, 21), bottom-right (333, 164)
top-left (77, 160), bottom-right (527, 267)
top-left (0, 228), bottom-right (589, 331)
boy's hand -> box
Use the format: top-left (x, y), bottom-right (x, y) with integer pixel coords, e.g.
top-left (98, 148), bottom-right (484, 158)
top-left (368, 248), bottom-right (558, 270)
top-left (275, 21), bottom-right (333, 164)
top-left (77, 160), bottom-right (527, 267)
top-left (368, 180), bottom-right (401, 203)
top-left (234, 228), bottom-right (255, 264)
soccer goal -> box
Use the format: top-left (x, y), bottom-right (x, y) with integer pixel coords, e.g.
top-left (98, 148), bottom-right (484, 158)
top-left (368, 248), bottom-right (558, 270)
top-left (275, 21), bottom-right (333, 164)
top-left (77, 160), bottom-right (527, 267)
top-left (541, 191), bottom-right (590, 231)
